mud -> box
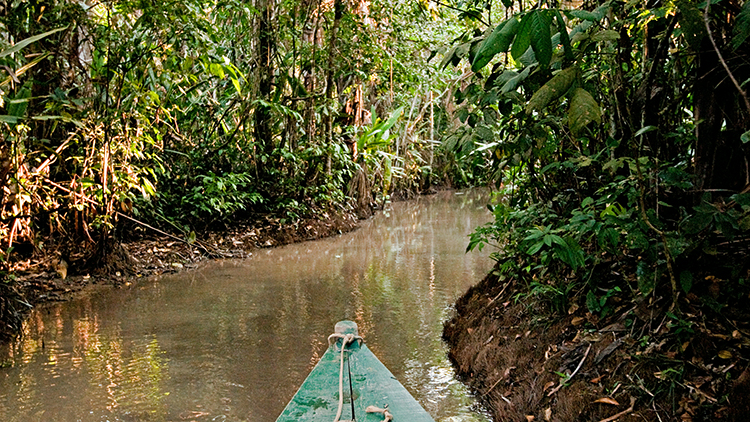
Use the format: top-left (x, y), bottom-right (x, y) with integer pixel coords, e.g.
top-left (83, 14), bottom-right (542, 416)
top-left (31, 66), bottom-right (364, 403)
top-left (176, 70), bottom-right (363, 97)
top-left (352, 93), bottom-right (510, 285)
top-left (444, 268), bottom-right (750, 422)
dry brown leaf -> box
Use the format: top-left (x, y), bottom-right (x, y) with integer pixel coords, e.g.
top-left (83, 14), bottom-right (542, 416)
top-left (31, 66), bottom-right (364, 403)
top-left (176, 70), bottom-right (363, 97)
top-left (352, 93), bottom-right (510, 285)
top-left (525, 416), bottom-right (535, 422)
top-left (544, 407), bottom-right (552, 421)
top-left (543, 381), bottom-right (556, 391)
top-left (572, 316), bottom-right (585, 326)
top-left (590, 374), bottom-right (605, 383)
top-left (594, 397), bottom-right (620, 406)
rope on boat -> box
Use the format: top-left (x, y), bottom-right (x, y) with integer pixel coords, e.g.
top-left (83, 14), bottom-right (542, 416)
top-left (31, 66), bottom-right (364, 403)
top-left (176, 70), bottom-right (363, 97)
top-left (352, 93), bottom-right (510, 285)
top-left (328, 331), bottom-right (393, 422)
top-left (366, 405), bottom-right (394, 422)
top-left (331, 333), bottom-right (357, 422)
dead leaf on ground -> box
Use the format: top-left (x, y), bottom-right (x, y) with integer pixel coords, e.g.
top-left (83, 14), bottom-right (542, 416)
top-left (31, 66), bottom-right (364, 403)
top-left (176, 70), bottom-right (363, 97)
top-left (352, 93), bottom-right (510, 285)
top-left (525, 416), bottom-right (534, 422)
top-left (544, 407), bottom-right (552, 421)
top-left (572, 316), bottom-right (585, 326)
top-left (718, 350), bottom-right (732, 359)
top-left (594, 397), bottom-right (620, 406)
top-left (543, 381), bottom-right (556, 391)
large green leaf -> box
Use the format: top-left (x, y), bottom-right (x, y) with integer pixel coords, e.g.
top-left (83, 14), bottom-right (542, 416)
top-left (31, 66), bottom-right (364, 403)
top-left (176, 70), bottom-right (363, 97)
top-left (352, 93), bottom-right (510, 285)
top-left (526, 67), bottom-right (578, 114)
top-left (471, 18), bottom-right (520, 72)
top-left (568, 88), bottom-right (601, 136)
top-left (529, 11), bottom-right (553, 68)
top-left (676, 0), bottom-right (707, 49)
top-left (511, 13), bottom-right (533, 61)
top-left (0, 27), bottom-right (67, 59)
top-left (501, 66), bottom-right (533, 94)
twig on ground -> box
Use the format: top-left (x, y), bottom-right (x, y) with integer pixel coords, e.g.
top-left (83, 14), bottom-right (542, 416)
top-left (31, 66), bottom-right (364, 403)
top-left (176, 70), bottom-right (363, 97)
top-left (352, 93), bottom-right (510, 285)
top-left (548, 343), bottom-right (592, 396)
top-left (598, 396), bottom-right (636, 422)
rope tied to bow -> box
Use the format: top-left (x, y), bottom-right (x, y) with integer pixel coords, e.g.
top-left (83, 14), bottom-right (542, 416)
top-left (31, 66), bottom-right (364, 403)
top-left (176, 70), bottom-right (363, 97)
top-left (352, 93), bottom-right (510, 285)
top-left (330, 333), bottom-right (360, 422)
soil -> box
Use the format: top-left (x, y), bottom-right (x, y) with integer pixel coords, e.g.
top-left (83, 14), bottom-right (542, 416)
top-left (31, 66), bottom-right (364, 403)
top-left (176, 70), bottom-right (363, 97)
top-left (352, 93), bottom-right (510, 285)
top-left (444, 268), bottom-right (750, 422)
top-left (0, 210), bottom-right (359, 343)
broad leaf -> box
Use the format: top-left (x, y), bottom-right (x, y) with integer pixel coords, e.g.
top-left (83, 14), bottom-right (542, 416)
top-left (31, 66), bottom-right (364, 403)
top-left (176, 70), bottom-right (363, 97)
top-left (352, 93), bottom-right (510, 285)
top-left (501, 66), bottom-right (533, 93)
top-left (472, 18), bottom-right (520, 72)
top-left (0, 27), bottom-right (67, 59)
top-left (568, 88), bottom-right (601, 136)
top-left (526, 67), bottom-right (578, 113)
top-left (677, 0), bottom-right (707, 49)
top-left (440, 45), bottom-right (459, 69)
top-left (590, 30), bottom-right (620, 42)
top-left (511, 13), bottom-right (533, 61)
top-left (529, 11), bottom-right (553, 68)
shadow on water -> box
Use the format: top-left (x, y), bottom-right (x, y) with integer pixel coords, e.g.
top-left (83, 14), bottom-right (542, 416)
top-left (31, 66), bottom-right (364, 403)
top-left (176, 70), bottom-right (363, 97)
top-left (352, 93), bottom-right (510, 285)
top-left (0, 189), bottom-right (494, 422)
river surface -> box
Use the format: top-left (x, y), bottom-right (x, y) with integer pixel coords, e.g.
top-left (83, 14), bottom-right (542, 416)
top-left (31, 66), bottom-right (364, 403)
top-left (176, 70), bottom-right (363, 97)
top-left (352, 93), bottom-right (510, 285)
top-left (0, 190), bottom-right (494, 422)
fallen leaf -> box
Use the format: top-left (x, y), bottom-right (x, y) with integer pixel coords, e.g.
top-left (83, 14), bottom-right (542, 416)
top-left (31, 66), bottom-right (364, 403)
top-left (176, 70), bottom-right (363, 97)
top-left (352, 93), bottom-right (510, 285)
top-left (594, 397), bottom-right (620, 406)
top-left (718, 350), bottom-right (732, 359)
top-left (544, 407), bottom-right (552, 421)
top-left (526, 416), bottom-right (535, 422)
top-left (543, 381), bottom-right (556, 391)
top-left (590, 374), bottom-right (605, 383)
top-left (733, 330), bottom-right (741, 339)
top-left (572, 317), bottom-right (585, 326)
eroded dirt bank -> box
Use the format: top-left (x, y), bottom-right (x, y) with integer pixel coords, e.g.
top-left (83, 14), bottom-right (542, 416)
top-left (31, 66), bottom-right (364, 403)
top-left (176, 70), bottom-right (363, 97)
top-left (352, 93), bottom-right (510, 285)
top-left (444, 269), bottom-right (750, 422)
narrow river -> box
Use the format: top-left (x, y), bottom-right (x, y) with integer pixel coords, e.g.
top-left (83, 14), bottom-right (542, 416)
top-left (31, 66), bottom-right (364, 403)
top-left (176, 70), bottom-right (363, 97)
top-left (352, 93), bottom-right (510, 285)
top-left (0, 189), bottom-right (493, 422)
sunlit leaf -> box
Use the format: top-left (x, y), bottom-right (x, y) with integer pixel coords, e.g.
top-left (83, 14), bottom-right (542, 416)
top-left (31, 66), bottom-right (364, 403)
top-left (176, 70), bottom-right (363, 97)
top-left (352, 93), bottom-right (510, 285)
top-left (472, 17), bottom-right (520, 72)
top-left (0, 27), bottom-right (67, 59)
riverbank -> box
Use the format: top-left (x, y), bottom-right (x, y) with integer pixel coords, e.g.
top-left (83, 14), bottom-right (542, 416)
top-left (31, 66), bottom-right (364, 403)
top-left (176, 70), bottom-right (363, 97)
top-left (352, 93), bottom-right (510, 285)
top-left (444, 268), bottom-right (750, 422)
top-left (0, 210), bottom-right (359, 343)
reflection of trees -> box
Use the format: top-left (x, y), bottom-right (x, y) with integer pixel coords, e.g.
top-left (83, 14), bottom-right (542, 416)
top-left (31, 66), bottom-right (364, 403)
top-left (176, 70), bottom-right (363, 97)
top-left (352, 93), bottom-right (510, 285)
top-left (1, 308), bottom-right (169, 422)
top-left (1, 189), bottom-right (492, 421)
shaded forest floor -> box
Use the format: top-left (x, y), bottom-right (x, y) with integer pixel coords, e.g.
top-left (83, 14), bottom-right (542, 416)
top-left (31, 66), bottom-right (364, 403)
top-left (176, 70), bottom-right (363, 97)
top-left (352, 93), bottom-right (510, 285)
top-left (444, 269), bottom-right (750, 422)
top-left (0, 210), bottom-right (359, 343)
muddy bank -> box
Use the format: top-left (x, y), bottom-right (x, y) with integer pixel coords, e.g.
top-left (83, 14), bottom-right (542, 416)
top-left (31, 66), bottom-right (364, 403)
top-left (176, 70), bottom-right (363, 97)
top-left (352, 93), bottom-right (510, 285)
top-left (444, 269), bottom-right (750, 422)
top-left (1, 210), bottom-right (359, 343)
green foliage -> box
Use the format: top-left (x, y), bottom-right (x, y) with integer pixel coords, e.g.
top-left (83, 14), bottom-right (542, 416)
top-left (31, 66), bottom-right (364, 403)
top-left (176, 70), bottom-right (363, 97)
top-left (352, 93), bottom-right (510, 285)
top-left (449, 0), bottom-right (750, 323)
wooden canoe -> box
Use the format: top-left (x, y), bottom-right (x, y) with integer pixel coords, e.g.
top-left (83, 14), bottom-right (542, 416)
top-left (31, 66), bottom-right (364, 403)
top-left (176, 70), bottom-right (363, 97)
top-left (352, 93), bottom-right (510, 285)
top-left (275, 320), bottom-right (436, 422)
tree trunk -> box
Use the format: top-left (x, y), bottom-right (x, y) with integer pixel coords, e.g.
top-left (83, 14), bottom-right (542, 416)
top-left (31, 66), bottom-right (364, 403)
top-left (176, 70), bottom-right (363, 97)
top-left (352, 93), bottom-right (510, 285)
top-left (254, 0), bottom-right (276, 175)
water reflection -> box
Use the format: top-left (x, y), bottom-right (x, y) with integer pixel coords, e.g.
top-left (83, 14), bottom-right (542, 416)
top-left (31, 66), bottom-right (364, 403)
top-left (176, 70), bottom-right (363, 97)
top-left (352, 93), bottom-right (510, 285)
top-left (0, 189), bottom-right (493, 422)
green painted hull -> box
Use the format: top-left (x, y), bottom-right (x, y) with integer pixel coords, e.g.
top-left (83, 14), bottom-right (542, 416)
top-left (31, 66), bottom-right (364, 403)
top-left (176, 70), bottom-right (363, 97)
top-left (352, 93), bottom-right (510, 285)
top-left (275, 322), bottom-right (436, 422)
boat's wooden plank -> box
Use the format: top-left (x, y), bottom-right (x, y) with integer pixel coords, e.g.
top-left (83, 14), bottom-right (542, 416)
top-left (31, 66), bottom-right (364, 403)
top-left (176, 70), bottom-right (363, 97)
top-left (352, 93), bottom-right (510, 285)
top-left (276, 340), bottom-right (435, 422)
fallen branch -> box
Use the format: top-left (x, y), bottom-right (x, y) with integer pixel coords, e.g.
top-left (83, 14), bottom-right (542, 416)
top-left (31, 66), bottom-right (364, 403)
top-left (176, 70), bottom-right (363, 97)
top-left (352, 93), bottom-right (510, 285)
top-left (598, 396), bottom-right (636, 422)
top-left (548, 343), bottom-right (592, 396)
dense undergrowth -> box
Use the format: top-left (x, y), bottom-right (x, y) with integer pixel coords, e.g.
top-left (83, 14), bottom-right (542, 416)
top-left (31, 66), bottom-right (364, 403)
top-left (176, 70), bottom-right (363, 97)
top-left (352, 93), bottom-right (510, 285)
top-left (441, 0), bottom-right (750, 419)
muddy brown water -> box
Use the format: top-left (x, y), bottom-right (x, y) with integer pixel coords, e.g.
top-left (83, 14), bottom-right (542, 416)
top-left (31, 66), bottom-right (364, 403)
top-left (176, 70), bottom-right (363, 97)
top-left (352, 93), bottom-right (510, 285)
top-left (0, 190), bottom-right (494, 422)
